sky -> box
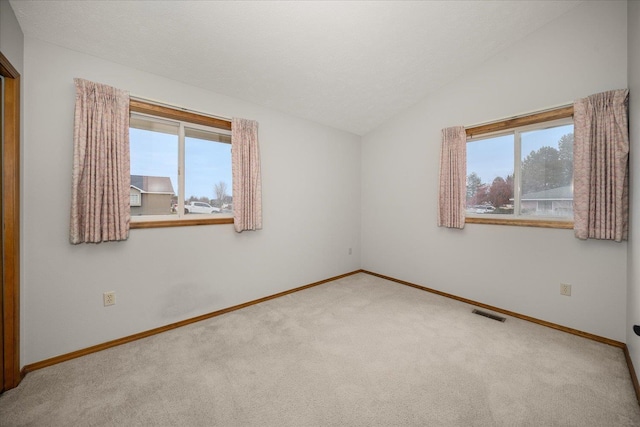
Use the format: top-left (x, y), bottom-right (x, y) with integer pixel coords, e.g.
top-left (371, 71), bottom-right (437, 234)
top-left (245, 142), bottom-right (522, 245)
top-left (130, 128), bottom-right (232, 200)
top-left (131, 122), bottom-right (572, 200)
top-left (467, 123), bottom-right (573, 185)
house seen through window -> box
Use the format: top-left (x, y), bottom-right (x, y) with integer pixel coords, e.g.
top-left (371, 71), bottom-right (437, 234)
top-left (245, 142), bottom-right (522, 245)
top-left (466, 117), bottom-right (574, 221)
top-left (129, 107), bottom-right (232, 223)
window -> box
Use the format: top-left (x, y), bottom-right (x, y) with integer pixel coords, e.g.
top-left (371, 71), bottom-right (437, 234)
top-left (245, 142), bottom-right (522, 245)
top-left (129, 192), bottom-right (141, 207)
top-left (128, 100), bottom-right (233, 228)
top-left (465, 107), bottom-right (574, 228)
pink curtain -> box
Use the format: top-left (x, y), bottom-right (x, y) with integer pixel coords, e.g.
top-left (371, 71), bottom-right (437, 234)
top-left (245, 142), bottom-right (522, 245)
top-left (573, 89), bottom-right (629, 242)
top-left (70, 78), bottom-right (130, 244)
top-left (438, 126), bottom-right (467, 229)
top-left (232, 118), bottom-right (262, 232)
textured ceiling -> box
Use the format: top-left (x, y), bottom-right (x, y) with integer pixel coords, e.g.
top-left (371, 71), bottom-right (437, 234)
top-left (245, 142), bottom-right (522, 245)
top-left (10, 0), bottom-right (582, 135)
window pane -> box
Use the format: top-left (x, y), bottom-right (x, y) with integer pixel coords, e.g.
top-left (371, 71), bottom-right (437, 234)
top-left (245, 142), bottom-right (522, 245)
top-left (185, 127), bottom-right (232, 215)
top-left (520, 124), bottom-right (573, 218)
top-left (130, 193), bottom-right (141, 207)
top-left (466, 134), bottom-right (514, 215)
top-left (130, 121), bottom-right (179, 216)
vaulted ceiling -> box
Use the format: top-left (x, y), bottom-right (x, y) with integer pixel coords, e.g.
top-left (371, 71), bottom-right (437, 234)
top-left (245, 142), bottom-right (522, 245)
top-left (10, 0), bottom-right (582, 135)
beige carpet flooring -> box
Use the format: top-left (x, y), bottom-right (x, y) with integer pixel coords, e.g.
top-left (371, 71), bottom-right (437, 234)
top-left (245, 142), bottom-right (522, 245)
top-left (1, 273), bottom-right (639, 426)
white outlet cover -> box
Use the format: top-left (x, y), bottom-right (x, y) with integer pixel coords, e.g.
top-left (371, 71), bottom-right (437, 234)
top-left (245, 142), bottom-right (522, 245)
top-left (103, 291), bottom-right (116, 306)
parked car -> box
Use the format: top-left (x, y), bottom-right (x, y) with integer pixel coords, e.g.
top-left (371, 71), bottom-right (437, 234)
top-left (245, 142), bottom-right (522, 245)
top-left (184, 202), bottom-right (221, 214)
top-left (468, 205), bottom-right (495, 214)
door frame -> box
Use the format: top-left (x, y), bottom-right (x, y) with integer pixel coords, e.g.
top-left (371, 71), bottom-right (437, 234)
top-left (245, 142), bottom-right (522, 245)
top-left (0, 50), bottom-right (21, 392)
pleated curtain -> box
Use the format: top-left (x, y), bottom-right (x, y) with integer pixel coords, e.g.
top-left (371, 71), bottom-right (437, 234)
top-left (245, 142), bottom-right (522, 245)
top-left (70, 78), bottom-right (130, 244)
top-left (438, 126), bottom-right (467, 229)
top-left (573, 89), bottom-right (629, 242)
top-left (232, 118), bottom-right (262, 232)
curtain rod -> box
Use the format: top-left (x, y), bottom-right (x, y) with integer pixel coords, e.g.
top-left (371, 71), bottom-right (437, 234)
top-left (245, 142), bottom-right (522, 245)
top-left (129, 95), bottom-right (232, 122)
top-left (464, 102), bottom-right (573, 130)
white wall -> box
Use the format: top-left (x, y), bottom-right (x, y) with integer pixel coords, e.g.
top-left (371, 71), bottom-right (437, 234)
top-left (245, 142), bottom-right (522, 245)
top-left (14, 0), bottom-right (636, 367)
top-left (21, 38), bottom-right (361, 365)
top-left (627, 0), bottom-right (640, 373)
top-left (362, 1), bottom-right (629, 341)
top-left (0, 0), bottom-right (23, 74)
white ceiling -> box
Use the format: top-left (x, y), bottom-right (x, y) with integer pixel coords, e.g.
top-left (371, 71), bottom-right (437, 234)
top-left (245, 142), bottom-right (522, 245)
top-left (10, 0), bottom-right (582, 135)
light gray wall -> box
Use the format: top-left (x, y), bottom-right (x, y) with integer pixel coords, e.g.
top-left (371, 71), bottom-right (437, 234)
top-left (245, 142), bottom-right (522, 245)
top-left (21, 37), bottom-right (361, 364)
top-left (627, 0), bottom-right (640, 374)
top-left (13, 0), bottom-right (636, 367)
top-left (361, 1), bottom-right (629, 341)
top-left (0, 0), bottom-right (23, 74)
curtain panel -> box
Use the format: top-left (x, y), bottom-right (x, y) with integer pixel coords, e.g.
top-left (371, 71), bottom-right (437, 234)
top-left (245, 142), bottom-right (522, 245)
top-left (573, 89), bottom-right (629, 242)
top-left (438, 126), bottom-right (467, 229)
top-left (232, 118), bottom-right (262, 232)
top-left (70, 78), bottom-right (130, 244)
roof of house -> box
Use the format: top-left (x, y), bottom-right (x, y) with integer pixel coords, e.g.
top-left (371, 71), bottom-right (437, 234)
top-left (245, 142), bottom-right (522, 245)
top-left (130, 175), bottom-right (175, 195)
top-left (521, 185), bottom-right (573, 201)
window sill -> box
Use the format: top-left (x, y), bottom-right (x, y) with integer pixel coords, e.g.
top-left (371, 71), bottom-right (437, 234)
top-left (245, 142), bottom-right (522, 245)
top-left (130, 217), bottom-right (234, 229)
top-left (465, 217), bottom-right (573, 229)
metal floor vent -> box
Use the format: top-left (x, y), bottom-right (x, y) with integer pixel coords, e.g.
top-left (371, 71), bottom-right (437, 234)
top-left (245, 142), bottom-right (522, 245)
top-left (472, 309), bottom-right (506, 322)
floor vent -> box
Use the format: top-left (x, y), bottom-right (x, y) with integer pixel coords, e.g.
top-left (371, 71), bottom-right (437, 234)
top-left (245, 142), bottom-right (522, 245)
top-left (472, 309), bottom-right (506, 322)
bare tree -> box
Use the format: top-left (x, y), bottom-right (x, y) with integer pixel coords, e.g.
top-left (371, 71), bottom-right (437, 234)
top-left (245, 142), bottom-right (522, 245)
top-left (214, 181), bottom-right (228, 208)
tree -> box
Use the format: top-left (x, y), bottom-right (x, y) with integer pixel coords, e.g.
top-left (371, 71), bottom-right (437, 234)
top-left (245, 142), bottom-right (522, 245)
top-left (187, 195), bottom-right (209, 203)
top-left (466, 172), bottom-right (482, 202)
top-left (488, 175), bottom-right (513, 209)
top-left (214, 181), bottom-right (228, 208)
top-left (558, 133), bottom-right (573, 185)
top-left (520, 132), bottom-right (574, 195)
top-left (472, 184), bottom-right (490, 207)
top-left (521, 146), bottom-right (561, 194)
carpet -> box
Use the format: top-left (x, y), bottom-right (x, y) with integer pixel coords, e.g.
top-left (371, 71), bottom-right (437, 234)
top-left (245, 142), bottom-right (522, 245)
top-left (1, 273), bottom-right (639, 426)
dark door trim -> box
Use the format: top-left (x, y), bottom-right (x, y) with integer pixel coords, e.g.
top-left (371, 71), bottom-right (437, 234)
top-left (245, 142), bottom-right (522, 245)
top-left (0, 50), bottom-right (21, 392)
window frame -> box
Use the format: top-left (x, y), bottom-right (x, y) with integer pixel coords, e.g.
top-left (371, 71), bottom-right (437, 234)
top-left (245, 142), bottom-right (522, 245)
top-left (465, 105), bottom-right (574, 229)
top-left (129, 191), bottom-right (141, 207)
top-left (128, 99), bottom-right (234, 229)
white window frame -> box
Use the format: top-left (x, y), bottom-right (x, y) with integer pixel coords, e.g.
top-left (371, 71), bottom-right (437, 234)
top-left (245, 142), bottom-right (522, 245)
top-left (129, 191), bottom-right (141, 207)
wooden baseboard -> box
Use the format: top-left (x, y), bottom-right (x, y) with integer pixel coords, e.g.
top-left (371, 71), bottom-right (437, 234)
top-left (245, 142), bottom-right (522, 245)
top-left (361, 270), bottom-right (640, 404)
top-left (361, 270), bottom-right (624, 348)
top-left (21, 267), bottom-right (640, 407)
top-left (23, 270), bottom-right (362, 374)
top-left (624, 345), bottom-right (640, 405)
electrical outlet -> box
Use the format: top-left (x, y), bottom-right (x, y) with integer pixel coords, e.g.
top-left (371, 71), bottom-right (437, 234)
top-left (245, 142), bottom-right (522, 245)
top-left (103, 291), bottom-right (116, 306)
top-left (560, 283), bottom-right (571, 296)
top-left (348, 248), bottom-right (352, 255)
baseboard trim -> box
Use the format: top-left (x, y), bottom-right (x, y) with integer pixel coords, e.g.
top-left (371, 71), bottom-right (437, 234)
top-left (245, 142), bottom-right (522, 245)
top-left (361, 270), bottom-right (624, 348)
top-left (23, 270), bottom-right (362, 374)
top-left (361, 270), bottom-right (640, 404)
top-left (21, 268), bottom-right (640, 406)
top-left (624, 345), bottom-right (640, 405)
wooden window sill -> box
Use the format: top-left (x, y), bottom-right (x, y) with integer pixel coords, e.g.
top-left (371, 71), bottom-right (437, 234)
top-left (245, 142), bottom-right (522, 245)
top-left (130, 217), bottom-right (234, 229)
top-left (465, 217), bottom-right (573, 229)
